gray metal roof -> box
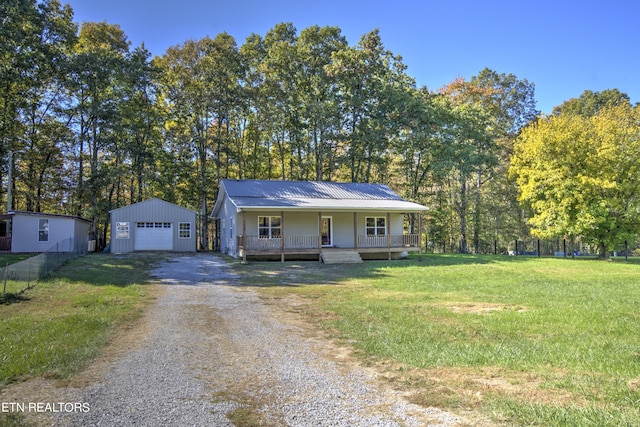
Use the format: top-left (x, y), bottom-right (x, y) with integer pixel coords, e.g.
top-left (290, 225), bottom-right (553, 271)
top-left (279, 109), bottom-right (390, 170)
top-left (212, 179), bottom-right (428, 216)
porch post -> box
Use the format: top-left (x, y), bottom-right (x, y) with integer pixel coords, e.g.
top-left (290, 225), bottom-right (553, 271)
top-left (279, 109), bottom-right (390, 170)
top-left (353, 212), bottom-right (358, 250)
top-left (280, 210), bottom-right (285, 263)
top-left (387, 212), bottom-right (391, 261)
top-left (418, 211), bottom-right (423, 261)
top-left (242, 210), bottom-right (247, 264)
top-left (318, 211), bottom-right (322, 262)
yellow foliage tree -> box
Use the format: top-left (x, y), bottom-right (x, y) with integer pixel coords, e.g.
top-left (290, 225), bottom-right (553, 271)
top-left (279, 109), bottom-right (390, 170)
top-left (510, 104), bottom-right (640, 257)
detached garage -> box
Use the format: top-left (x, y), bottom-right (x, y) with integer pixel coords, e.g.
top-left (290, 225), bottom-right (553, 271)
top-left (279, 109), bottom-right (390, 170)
top-left (110, 199), bottom-right (197, 253)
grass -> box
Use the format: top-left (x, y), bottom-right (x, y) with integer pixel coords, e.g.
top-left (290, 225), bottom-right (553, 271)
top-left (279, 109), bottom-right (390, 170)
top-left (233, 254), bottom-right (640, 426)
top-left (0, 253), bottom-right (158, 390)
top-left (0, 254), bottom-right (39, 300)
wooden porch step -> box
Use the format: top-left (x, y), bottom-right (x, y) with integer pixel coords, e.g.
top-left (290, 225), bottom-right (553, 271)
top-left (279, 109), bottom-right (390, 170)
top-left (321, 249), bottom-right (362, 264)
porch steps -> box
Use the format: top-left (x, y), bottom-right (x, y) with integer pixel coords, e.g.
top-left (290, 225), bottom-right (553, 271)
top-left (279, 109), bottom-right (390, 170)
top-left (321, 249), bottom-right (363, 264)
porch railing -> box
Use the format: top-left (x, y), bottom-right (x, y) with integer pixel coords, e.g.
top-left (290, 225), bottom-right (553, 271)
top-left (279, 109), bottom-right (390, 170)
top-left (357, 234), bottom-right (420, 248)
top-left (238, 234), bottom-right (420, 250)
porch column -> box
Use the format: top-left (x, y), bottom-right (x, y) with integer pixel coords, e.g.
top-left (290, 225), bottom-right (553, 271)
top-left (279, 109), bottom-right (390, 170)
top-left (280, 210), bottom-right (285, 263)
top-left (418, 212), bottom-right (423, 261)
top-left (353, 212), bottom-right (358, 250)
top-left (242, 210), bottom-right (247, 264)
top-left (387, 212), bottom-right (391, 261)
top-left (318, 211), bottom-right (322, 262)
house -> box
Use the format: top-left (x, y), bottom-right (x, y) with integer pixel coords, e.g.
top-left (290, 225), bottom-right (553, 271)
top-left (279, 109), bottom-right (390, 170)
top-left (109, 198), bottom-right (197, 253)
top-left (0, 211), bottom-right (91, 253)
top-left (210, 179), bottom-right (428, 263)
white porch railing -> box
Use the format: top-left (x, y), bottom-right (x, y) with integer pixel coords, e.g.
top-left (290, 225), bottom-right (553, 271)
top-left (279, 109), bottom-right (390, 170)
top-left (357, 234), bottom-right (420, 248)
top-left (241, 235), bottom-right (319, 250)
top-left (239, 234), bottom-right (419, 250)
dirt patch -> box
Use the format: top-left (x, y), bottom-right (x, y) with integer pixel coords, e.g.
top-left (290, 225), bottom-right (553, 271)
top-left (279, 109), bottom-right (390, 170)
top-left (628, 377), bottom-right (640, 391)
top-left (437, 302), bottom-right (529, 314)
top-left (379, 365), bottom-right (587, 412)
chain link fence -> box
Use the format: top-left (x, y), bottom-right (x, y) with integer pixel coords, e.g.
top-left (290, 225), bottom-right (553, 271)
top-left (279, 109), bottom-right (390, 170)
top-left (428, 237), bottom-right (638, 260)
top-left (1, 236), bottom-right (90, 293)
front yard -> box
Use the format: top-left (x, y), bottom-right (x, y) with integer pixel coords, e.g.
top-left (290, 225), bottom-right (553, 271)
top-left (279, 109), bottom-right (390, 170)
top-left (2, 252), bottom-right (639, 426)
top-left (233, 255), bottom-right (640, 426)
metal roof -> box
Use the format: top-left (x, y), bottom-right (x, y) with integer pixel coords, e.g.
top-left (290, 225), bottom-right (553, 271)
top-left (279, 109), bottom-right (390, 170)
top-left (0, 211), bottom-right (91, 223)
top-left (212, 179), bottom-right (428, 217)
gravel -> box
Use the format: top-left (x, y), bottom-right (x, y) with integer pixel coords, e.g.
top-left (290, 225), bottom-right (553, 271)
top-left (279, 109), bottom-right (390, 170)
top-left (51, 254), bottom-right (466, 426)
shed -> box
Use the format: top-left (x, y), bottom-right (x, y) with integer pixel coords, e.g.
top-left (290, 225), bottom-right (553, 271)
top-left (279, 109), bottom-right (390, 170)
top-left (109, 198), bottom-right (197, 253)
top-left (0, 211), bottom-right (91, 253)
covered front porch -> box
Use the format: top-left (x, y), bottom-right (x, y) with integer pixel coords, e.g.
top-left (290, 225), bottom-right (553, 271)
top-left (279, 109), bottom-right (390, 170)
top-left (234, 210), bottom-right (423, 263)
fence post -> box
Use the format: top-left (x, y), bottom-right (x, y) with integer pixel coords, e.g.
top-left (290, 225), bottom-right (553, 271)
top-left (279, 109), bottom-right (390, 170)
top-left (563, 239), bottom-right (567, 258)
top-left (625, 240), bottom-right (628, 262)
top-left (515, 240), bottom-right (518, 256)
top-left (3, 262), bottom-right (7, 294)
top-left (537, 239), bottom-right (541, 257)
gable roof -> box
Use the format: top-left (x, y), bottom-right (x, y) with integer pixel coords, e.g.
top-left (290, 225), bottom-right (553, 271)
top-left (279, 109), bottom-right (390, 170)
top-left (211, 179), bottom-right (428, 217)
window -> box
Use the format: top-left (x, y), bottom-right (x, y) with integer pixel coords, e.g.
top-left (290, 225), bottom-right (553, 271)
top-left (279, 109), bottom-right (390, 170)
top-left (366, 217), bottom-right (386, 236)
top-left (179, 222), bottom-right (191, 239)
top-left (136, 222), bottom-right (171, 228)
top-left (258, 216), bottom-right (281, 238)
top-left (116, 222), bottom-right (130, 239)
top-left (38, 219), bottom-right (49, 242)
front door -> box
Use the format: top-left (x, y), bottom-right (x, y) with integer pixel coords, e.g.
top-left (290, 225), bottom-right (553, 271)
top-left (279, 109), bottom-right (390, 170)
top-left (321, 216), bottom-right (332, 247)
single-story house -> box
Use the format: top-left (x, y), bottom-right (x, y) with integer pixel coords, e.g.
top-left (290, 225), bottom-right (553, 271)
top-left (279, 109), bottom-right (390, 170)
top-left (210, 179), bottom-right (428, 262)
top-left (109, 198), bottom-right (197, 253)
top-left (0, 211), bottom-right (91, 253)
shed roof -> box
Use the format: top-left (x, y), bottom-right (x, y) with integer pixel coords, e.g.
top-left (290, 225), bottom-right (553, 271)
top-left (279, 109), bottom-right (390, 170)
top-left (0, 211), bottom-right (91, 223)
top-left (211, 179), bottom-right (428, 217)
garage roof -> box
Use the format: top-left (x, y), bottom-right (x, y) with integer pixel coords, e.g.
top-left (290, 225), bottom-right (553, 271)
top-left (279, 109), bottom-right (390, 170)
top-left (211, 179), bottom-right (428, 217)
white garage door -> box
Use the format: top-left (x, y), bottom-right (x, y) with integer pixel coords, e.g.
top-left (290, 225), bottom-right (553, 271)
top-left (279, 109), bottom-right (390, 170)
top-left (134, 222), bottom-right (173, 251)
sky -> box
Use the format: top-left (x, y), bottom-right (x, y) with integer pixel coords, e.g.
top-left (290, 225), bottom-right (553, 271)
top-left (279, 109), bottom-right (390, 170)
top-left (63, 0), bottom-right (639, 114)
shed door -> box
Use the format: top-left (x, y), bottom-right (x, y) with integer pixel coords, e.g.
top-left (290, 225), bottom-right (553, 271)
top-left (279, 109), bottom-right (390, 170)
top-left (134, 222), bottom-right (173, 251)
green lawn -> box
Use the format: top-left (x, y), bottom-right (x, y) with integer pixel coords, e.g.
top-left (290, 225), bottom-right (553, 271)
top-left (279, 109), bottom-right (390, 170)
top-left (0, 253), bottom-right (158, 390)
top-left (235, 255), bottom-right (640, 426)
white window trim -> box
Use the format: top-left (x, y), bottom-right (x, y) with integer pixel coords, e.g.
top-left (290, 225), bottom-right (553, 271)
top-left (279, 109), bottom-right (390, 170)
top-left (365, 216), bottom-right (387, 236)
top-left (178, 222), bottom-right (191, 239)
top-left (258, 216), bottom-right (281, 239)
top-left (38, 219), bottom-right (49, 242)
top-left (116, 222), bottom-right (130, 239)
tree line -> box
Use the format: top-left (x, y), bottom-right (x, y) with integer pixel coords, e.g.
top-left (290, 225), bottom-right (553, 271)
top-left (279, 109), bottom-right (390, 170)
top-left (3, 0), bottom-right (638, 256)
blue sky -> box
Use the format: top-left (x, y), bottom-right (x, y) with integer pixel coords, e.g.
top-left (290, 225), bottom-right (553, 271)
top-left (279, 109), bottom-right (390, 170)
top-left (64, 0), bottom-right (639, 114)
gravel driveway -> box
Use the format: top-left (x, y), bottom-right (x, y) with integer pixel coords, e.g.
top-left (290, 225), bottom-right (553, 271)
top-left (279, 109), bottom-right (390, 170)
top-left (50, 254), bottom-right (466, 426)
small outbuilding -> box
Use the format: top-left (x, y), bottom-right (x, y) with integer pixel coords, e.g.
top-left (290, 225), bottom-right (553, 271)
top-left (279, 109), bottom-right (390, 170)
top-left (109, 198), bottom-right (197, 253)
top-left (0, 211), bottom-right (91, 253)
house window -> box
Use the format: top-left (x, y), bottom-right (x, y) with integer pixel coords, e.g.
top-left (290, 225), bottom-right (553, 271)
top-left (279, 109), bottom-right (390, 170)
top-left (38, 219), bottom-right (49, 242)
top-left (258, 216), bottom-right (281, 238)
top-left (116, 222), bottom-right (130, 239)
top-left (179, 222), bottom-right (191, 239)
top-left (366, 217), bottom-right (386, 236)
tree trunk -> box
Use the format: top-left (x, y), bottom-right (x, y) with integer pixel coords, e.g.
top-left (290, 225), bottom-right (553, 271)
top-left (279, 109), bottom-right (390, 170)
top-left (458, 176), bottom-right (468, 254)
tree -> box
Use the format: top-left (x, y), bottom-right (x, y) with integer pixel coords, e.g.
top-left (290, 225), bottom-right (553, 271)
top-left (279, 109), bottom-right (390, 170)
top-left (155, 34), bottom-right (244, 249)
top-left (552, 89), bottom-right (631, 117)
top-left (511, 102), bottom-right (640, 258)
top-left (0, 0), bottom-right (76, 211)
top-left (66, 21), bottom-right (130, 219)
top-left (326, 29), bottom-right (413, 183)
top-left (297, 25), bottom-right (346, 181)
top-left (438, 69), bottom-right (538, 253)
